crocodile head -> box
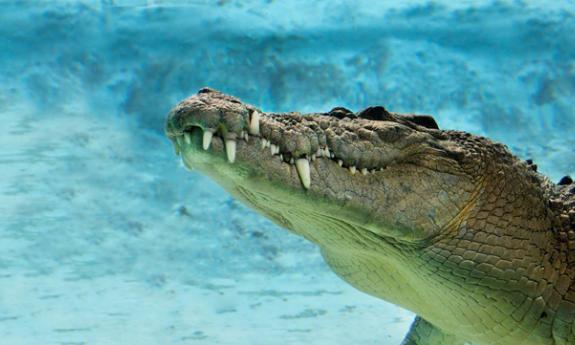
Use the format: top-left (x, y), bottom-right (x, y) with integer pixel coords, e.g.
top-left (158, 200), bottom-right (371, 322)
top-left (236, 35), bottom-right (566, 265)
top-left (165, 88), bottom-right (487, 247)
top-left (166, 88), bottom-right (572, 345)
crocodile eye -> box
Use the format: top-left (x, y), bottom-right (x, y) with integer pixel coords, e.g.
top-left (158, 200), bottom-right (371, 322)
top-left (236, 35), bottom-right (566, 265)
top-left (358, 106), bottom-right (393, 121)
top-left (402, 114), bottom-right (440, 129)
top-left (326, 107), bottom-right (356, 119)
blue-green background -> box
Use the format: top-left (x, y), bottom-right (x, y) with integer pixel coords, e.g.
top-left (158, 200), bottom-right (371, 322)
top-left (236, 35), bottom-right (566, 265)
top-left (1, 1), bottom-right (574, 344)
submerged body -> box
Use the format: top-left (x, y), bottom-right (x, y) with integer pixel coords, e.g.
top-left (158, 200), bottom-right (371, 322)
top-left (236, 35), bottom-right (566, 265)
top-left (166, 88), bottom-right (575, 345)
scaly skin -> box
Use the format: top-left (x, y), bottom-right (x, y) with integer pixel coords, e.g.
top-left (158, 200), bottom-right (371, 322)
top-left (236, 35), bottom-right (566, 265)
top-left (165, 88), bottom-right (575, 345)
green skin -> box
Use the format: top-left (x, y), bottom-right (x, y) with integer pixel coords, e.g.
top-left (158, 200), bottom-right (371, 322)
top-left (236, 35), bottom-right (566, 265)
top-left (166, 88), bottom-right (575, 345)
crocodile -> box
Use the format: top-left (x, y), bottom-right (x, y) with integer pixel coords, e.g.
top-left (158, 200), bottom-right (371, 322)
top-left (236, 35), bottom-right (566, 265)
top-left (165, 88), bottom-right (575, 345)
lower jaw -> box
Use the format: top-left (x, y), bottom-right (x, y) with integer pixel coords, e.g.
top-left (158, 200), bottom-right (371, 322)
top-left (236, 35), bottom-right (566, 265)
top-left (175, 131), bottom-right (408, 248)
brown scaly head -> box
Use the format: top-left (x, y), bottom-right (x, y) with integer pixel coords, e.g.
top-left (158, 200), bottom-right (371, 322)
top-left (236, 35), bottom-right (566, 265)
top-left (166, 87), bottom-right (575, 345)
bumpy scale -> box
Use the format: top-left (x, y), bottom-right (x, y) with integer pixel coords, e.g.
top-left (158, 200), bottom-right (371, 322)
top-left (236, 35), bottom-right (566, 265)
top-left (166, 88), bottom-right (575, 345)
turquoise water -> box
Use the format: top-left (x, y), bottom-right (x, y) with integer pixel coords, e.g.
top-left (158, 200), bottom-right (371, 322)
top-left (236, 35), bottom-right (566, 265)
top-left (1, 1), bottom-right (574, 344)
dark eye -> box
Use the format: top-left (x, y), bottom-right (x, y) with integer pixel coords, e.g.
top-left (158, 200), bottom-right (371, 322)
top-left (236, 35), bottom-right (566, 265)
top-left (358, 106), bottom-right (393, 121)
top-left (402, 114), bottom-right (439, 129)
top-left (325, 107), bottom-right (356, 119)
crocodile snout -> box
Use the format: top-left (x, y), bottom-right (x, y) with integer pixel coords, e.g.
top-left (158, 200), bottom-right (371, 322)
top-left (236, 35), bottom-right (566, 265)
top-left (166, 88), bottom-right (449, 191)
top-left (166, 88), bottom-right (263, 164)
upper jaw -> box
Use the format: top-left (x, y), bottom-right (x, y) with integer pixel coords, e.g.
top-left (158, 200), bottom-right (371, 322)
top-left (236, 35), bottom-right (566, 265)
top-left (166, 88), bottom-right (447, 191)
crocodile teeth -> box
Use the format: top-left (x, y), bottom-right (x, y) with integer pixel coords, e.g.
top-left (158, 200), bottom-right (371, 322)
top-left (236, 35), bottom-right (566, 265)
top-left (361, 168), bottom-right (368, 175)
top-left (295, 158), bottom-right (311, 189)
top-left (337, 160), bottom-right (343, 167)
top-left (180, 158), bottom-right (193, 171)
top-left (270, 144), bottom-right (279, 155)
top-left (290, 158), bottom-right (294, 164)
top-left (171, 138), bottom-right (181, 155)
top-left (261, 138), bottom-right (267, 149)
top-left (184, 132), bottom-right (191, 145)
top-left (225, 139), bottom-right (236, 163)
top-left (349, 166), bottom-right (356, 175)
top-left (244, 132), bottom-right (249, 141)
top-left (280, 154), bottom-right (283, 161)
top-left (202, 131), bottom-right (213, 150)
top-left (311, 153), bottom-right (316, 161)
top-left (248, 110), bottom-right (261, 136)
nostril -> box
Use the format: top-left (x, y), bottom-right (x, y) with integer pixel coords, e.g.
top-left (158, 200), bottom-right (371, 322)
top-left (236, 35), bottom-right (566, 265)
top-left (558, 176), bottom-right (572, 185)
top-left (198, 87), bottom-right (216, 94)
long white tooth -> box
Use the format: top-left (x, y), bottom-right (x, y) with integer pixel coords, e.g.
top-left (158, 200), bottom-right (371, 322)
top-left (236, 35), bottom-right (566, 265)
top-left (244, 132), bottom-right (249, 141)
top-left (180, 157), bottom-right (193, 171)
top-left (295, 158), bottom-right (311, 189)
top-left (280, 154), bottom-right (283, 161)
top-left (271, 144), bottom-right (279, 155)
top-left (248, 110), bottom-right (261, 135)
top-left (349, 166), bottom-right (356, 175)
top-left (180, 148), bottom-right (193, 170)
top-left (225, 139), bottom-right (236, 163)
top-left (290, 158), bottom-right (294, 164)
top-left (311, 153), bottom-right (316, 161)
top-left (330, 151), bottom-right (335, 158)
top-left (266, 141), bottom-right (271, 148)
top-left (260, 138), bottom-right (267, 149)
top-left (202, 131), bottom-right (213, 150)
top-left (361, 168), bottom-right (368, 175)
top-left (337, 159), bottom-right (343, 167)
top-left (171, 138), bottom-right (181, 155)
top-left (184, 132), bottom-right (191, 145)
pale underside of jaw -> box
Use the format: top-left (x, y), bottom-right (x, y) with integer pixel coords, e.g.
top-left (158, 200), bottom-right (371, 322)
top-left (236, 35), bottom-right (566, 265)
top-left (171, 111), bottom-right (387, 190)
